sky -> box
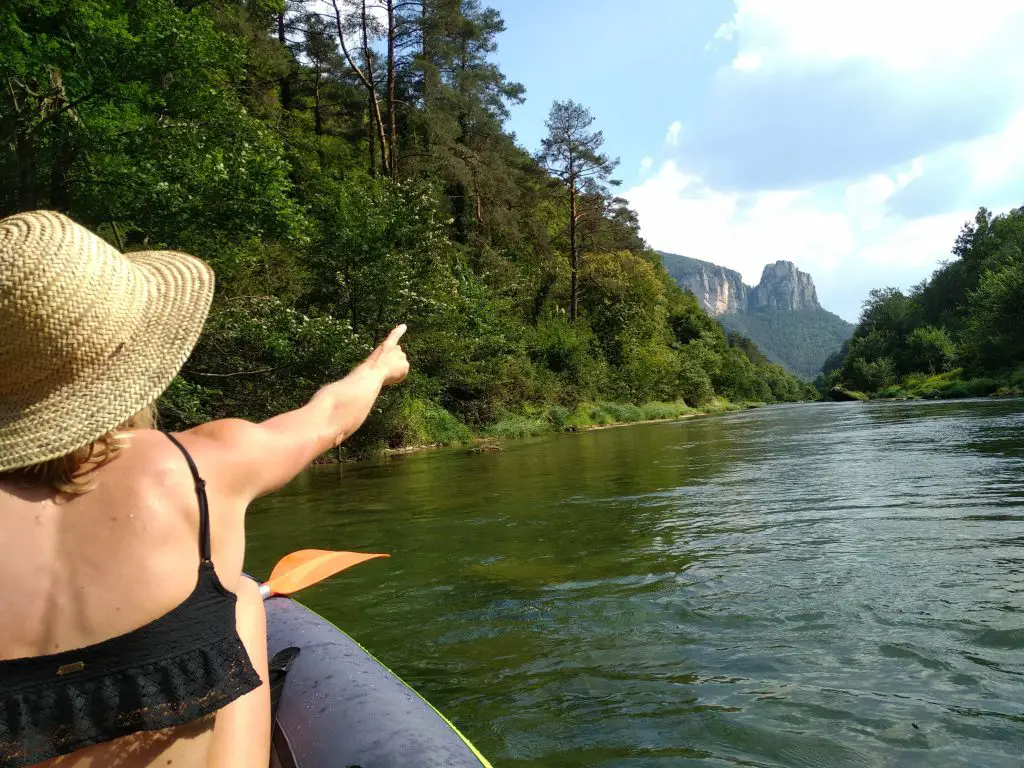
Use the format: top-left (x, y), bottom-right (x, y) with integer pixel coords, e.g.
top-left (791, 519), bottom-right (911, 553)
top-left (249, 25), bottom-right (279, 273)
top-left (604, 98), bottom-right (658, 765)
top-left (488, 0), bottom-right (1024, 322)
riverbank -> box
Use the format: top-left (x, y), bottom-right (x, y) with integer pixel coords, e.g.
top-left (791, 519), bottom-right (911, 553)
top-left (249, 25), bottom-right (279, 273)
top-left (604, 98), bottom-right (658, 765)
top-left (319, 397), bottom-right (750, 463)
top-left (824, 367), bottom-right (1024, 403)
top-left (868, 367), bottom-right (1024, 401)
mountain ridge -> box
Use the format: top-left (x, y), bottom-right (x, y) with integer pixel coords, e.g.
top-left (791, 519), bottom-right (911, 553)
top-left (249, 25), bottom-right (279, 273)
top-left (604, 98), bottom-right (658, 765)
top-left (658, 251), bottom-right (854, 380)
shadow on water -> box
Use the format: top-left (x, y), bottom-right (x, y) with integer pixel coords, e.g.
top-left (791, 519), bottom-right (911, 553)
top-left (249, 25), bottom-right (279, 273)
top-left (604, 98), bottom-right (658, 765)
top-left (247, 401), bottom-right (1024, 767)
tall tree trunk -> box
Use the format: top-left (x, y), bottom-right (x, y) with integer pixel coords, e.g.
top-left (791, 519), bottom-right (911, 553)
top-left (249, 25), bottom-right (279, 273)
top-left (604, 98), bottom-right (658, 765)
top-left (278, 11), bottom-right (292, 110)
top-left (569, 181), bottom-right (578, 323)
top-left (362, 0), bottom-right (375, 175)
top-left (420, 0), bottom-right (429, 108)
top-left (368, 97), bottom-right (377, 175)
top-left (386, 0), bottom-right (397, 177)
top-left (361, 0), bottom-right (389, 174)
top-left (333, 0), bottom-right (390, 176)
top-left (362, 5), bottom-right (374, 177)
top-left (419, 0), bottom-right (432, 152)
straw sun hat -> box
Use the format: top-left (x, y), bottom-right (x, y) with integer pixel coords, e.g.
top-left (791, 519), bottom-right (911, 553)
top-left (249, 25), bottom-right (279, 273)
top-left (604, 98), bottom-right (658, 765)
top-left (0, 210), bottom-right (214, 472)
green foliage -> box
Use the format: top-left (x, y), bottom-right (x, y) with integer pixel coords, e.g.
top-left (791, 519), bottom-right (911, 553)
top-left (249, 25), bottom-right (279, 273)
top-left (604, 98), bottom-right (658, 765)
top-left (906, 326), bottom-right (957, 374)
top-left (676, 352), bottom-right (716, 406)
top-left (486, 415), bottom-right (552, 440)
top-left (872, 368), bottom-right (1022, 401)
top-left (843, 356), bottom-right (897, 393)
top-left (598, 402), bottom-right (644, 423)
top-left (564, 403), bottom-right (614, 428)
top-left (962, 258), bottom-right (1024, 370)
top-left (2, 0), bottom-right (814, 454)
top-left (640, 401), bottom-right (694, 420)
top-left (831, 205), bottom-right (1024, 398)
top-left (398, 397), bottom-right (472, 446)
top-left (719, 308), bottom-right (854, 380)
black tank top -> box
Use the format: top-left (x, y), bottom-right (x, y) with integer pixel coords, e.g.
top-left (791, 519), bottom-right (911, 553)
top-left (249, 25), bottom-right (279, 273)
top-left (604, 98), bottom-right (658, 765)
top-left (0, 433), bottom-right (263, 767)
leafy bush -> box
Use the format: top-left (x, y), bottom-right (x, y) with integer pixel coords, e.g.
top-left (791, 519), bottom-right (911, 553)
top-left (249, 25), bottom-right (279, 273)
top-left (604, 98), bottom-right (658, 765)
top-left (676, 348), bottom-right (716, 406)
top-left (564, 403), bottom-right (613, 428)
top-left (398, 397), bottom-right (472, 446)
top-left (545, 405), bottom-right (571, 429)
top-left (599, 402), bottom-right (644, 423)
top-left (906, 326), bottom-right (957, 374)
top-left (641, 401), bottom-right (694, 420)
top-left (486, 415), bottom-right (552, 439)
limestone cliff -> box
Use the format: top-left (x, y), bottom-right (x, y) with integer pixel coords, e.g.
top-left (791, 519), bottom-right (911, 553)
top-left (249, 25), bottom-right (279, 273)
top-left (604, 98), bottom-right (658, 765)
top-left (658, 251), bottom-right (853, 379)
top-left (746, 261), bottom-right (820, 312)
top-left (659, 253), bottom-right (821, 316)
top-left (659, 252), bottom-right (748, 315)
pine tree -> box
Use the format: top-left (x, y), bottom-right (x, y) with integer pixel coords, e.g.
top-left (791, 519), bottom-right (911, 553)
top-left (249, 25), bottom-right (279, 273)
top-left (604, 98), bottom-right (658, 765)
top-left (537, 100), bottom-right (620, 322)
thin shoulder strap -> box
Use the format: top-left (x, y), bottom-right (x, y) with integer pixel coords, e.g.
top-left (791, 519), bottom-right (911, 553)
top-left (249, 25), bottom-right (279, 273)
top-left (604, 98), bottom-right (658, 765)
top-left (164, 432), bottom-right (212, 563)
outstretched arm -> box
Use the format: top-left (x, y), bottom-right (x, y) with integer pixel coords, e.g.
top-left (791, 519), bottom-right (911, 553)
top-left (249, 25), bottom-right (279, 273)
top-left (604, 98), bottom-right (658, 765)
top-left (185, 324), bottom-right (410, 499)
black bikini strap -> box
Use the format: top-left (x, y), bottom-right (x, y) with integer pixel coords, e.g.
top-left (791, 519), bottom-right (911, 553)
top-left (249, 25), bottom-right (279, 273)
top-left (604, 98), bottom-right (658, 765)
top-left (163, 432), bottom-right (212, 563)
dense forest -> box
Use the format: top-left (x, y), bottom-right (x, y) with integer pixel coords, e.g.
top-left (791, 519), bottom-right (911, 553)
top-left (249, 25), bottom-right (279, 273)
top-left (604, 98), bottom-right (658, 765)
top-left (720, 308), bottom-right (853, 381)
top-left (1, 0), bottom-right (814, 456)
top-left (824, 205), bottom-right (1024, 399)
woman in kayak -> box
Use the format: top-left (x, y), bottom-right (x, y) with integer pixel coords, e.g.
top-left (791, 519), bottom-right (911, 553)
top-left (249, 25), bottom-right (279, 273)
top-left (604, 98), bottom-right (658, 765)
top-left (0, 210), bottom-right (409, 767)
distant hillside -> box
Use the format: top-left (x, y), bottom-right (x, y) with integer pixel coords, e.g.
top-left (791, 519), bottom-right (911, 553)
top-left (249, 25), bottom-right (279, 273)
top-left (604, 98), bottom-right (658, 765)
top-left (659, 251), bottom-right (854, 379)
top-left (719, 308), bottom-right (856, 380)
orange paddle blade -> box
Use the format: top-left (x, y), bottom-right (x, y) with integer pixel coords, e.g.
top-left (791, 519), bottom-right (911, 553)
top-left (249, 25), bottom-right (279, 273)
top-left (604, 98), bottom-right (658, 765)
top-left (262, 549), bottom-right (389, 598)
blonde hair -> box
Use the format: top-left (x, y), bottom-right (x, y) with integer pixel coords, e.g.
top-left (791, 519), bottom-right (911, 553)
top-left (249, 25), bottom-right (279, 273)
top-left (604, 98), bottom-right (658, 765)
top-left (1, 405), bottom-right (157, 495)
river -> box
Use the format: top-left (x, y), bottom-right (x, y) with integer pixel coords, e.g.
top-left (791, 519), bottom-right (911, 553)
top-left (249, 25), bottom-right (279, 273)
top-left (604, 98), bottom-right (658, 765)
top-left (246, 398), bottom-right (1024, 767)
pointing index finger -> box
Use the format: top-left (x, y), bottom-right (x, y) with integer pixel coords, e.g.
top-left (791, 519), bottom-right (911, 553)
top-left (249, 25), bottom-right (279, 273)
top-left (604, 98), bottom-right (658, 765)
top-left (386, 324), bottom-right (408, 347)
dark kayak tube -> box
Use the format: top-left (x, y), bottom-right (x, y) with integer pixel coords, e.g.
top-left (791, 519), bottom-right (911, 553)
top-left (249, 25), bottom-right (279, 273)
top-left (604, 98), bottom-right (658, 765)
top-left (265, 595), bottom-right (492, 768)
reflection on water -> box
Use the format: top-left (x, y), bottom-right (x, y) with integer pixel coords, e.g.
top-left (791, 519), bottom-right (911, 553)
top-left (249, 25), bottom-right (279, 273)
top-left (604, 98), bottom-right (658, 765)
top-left (247, 398), bottom-right (1024, 767)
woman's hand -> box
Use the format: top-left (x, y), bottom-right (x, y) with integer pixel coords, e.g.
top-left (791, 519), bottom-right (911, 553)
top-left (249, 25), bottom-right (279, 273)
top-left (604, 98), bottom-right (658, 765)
top-left (366, 324), bottom-right (410, 386)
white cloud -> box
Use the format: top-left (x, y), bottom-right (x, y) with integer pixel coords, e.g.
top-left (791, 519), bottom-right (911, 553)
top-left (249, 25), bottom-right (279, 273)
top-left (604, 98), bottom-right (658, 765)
top-left (627, 3), bottom-right (1024, 321)
top-left (640, 156), bottom-right (654, 173)
top-left (718, 0), bottom-right (1024, 72)
top-left (664, 121), bottom-right (683, 146)
top-left (622, 123), bottom-right (1021, 321)
top-left (966, 110), bottom-right (1024, 190)
top-left (625, 160), bottom-right (855, 288)
top-left (683, 2), bottom-right (1024, 192)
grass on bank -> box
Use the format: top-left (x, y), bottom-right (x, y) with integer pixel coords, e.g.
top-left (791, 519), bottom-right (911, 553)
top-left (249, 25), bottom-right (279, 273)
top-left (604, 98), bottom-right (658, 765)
top-left (873, 366), bottom-right (1024, 401)
top-left (483, 399), bottom-right (745, 440)
top-left (368, 397), bottom-right (746, 452)
top-left (322, 394), bottom-right (764, 461)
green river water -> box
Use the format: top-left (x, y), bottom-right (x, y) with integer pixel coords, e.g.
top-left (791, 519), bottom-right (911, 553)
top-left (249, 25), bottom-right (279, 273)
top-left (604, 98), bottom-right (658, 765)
top-left (245, 398), bottom-right (1024, 767)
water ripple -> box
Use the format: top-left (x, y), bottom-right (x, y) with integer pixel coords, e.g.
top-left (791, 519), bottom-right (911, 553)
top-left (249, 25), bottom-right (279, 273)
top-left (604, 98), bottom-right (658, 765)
top-left (248, 398), bottom-right (1024, 767)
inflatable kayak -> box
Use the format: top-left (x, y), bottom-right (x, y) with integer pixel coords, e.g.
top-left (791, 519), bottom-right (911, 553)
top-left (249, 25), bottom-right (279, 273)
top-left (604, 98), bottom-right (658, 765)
top-left (265, 595), bottom-right (492, 768)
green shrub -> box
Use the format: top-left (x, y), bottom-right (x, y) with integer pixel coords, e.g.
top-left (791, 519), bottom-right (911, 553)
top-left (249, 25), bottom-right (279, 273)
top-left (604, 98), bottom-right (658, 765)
top-left (640, 401), bottom-right (693, 420)
top-left (876, 385), bottom-right (904, 399)
top-left (486, 415), bottom-right (552, 439)
top-left (545, 405), bottom-right (571, 429)
top-left (676, 353), bottom-right (715, 406)
top-left (599, 402), bottom-right (644, 423)
top-left (564, 403), bottom-right (613, 428)
top-left (398, 397), bottom-right (472, 446)
top-left (963, 378), bottom-right (1001, 397)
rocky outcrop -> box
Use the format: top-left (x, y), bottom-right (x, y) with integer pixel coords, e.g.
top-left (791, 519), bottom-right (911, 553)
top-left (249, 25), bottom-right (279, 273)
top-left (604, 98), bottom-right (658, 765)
top-left (658, 251), bottom-right (853, 379)
top-left (659, 252), bottom-right (747, 315)
top-left (661, 252), bottom-right (821, 316)
top-left (747, 261), bottom-right (820, 312)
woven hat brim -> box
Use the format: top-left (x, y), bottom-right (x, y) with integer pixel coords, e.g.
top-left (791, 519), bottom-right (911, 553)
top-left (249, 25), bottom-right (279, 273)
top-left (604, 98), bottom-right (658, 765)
top-left (0, 249), bottom-right (214, 472)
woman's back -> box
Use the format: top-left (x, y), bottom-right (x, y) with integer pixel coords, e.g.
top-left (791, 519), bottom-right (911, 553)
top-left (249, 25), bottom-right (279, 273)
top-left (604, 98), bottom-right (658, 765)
top-left (0, 429), bottom-right (255, 767)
